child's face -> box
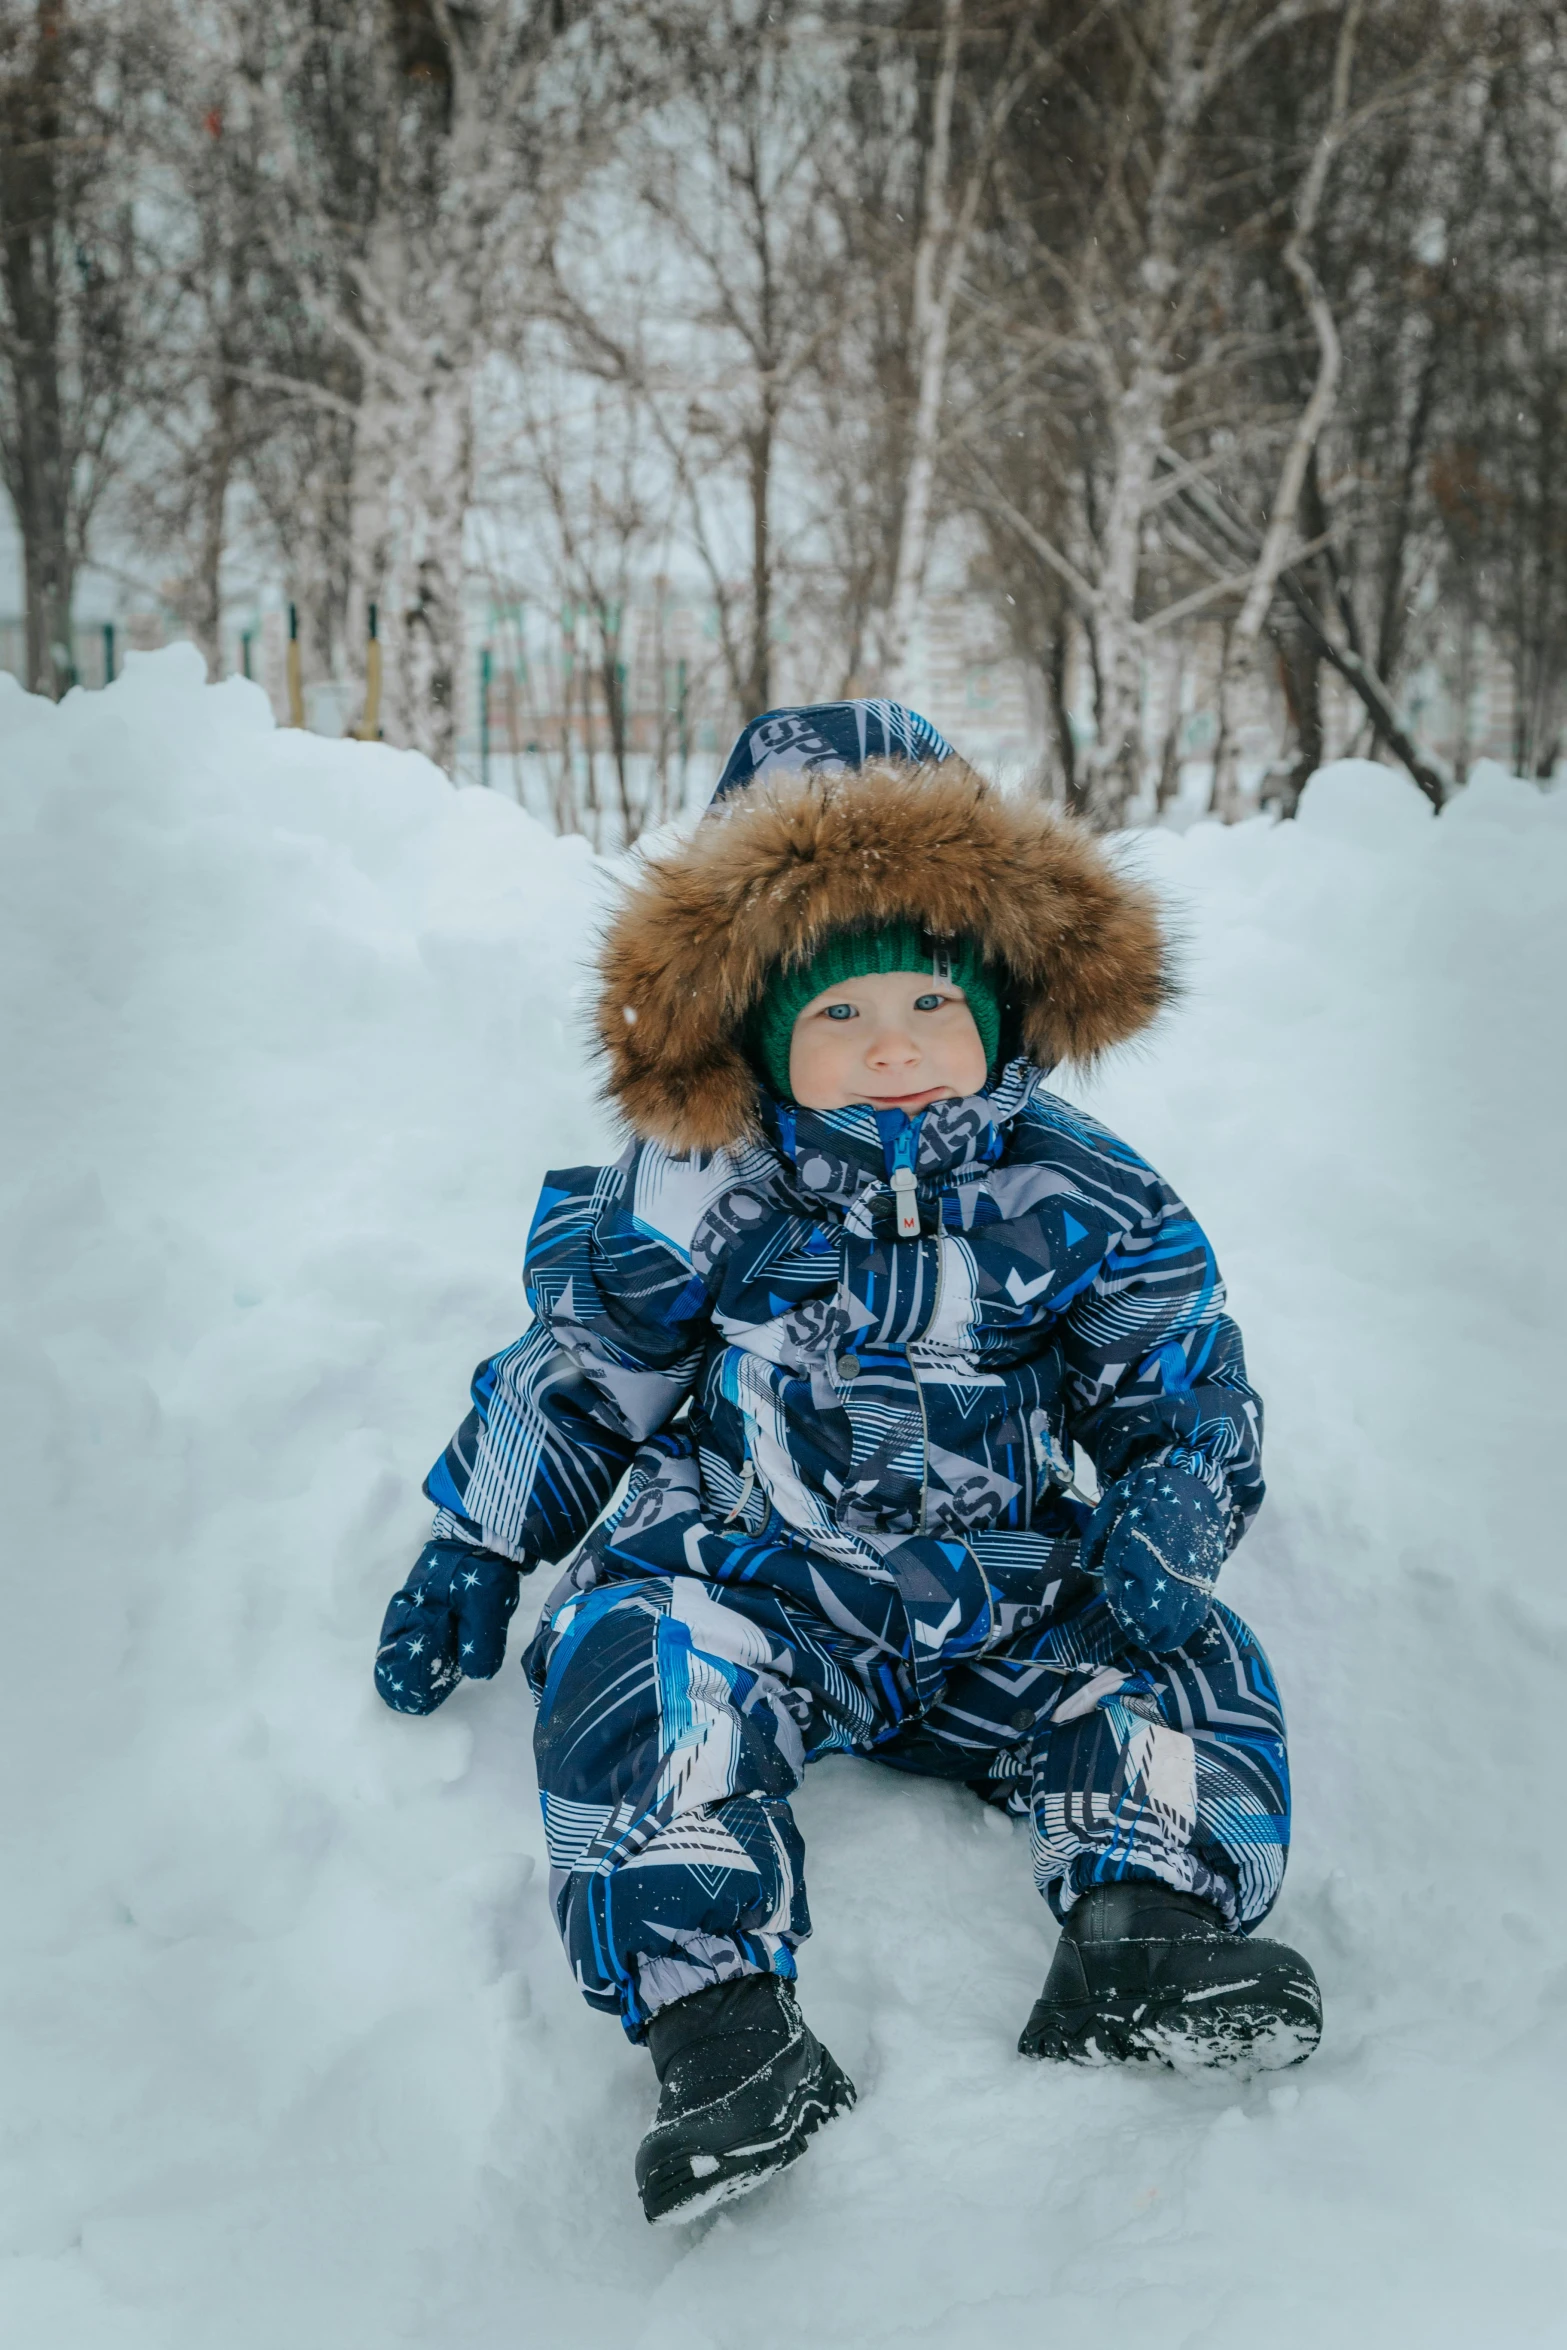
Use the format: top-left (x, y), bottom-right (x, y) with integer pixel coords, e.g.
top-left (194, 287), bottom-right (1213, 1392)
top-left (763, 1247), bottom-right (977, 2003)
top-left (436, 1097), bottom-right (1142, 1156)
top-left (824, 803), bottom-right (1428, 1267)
top-left (787, 968), bottom-right (988, 1112)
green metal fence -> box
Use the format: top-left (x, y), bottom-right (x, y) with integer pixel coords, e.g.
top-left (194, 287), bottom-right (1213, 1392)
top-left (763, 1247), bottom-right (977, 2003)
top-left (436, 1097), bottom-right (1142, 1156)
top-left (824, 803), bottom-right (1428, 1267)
top-left (0, 618), bottom-right (122, 691)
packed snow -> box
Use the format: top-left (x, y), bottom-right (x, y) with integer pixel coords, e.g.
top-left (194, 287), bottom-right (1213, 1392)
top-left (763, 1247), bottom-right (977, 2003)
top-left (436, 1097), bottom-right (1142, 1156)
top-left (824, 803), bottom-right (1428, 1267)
top-left (3, 647), bottom-right (1565, 2349)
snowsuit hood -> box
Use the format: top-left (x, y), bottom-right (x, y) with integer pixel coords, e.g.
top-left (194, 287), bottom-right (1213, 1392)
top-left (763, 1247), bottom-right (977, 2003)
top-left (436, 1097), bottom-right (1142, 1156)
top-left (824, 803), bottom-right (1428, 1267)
top-left (595, 700), bottom-right (1172, 1155)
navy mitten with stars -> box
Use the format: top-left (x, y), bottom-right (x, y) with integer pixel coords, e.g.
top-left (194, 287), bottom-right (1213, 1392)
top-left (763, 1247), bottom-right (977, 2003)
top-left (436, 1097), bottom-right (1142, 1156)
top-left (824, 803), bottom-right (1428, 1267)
top-left (1080, 1458), bottom-right (1229, 1656)
top-left (374, 1538), bottom-right (522, 1715)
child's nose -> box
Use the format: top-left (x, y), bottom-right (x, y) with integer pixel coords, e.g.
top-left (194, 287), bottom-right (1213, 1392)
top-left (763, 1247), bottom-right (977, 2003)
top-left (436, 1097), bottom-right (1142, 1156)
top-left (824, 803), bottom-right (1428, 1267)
top-left (867, 1024), bottom-right (920, 1065)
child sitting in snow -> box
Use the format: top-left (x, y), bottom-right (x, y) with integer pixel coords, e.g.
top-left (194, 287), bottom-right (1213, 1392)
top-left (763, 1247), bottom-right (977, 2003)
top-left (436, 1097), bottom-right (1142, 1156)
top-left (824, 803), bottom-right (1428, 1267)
top-left (374, 700), bottom-right (1321, 2223)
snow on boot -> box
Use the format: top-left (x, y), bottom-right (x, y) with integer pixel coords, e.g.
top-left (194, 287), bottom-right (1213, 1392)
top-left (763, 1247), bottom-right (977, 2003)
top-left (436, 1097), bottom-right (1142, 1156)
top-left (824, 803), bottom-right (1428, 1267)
top-left (635, 1973), bottom-right (856, 2225)
top-left (1018, 1882), bottom-right (1322, 2072)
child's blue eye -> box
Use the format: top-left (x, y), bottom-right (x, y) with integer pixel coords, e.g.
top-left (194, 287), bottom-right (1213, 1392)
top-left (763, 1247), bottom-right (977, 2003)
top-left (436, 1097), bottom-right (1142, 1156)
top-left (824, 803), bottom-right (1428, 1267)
top-left (824, 1003), bottom-right (856, 1021)
top-left (913, 993), bottom-right (946, 1012)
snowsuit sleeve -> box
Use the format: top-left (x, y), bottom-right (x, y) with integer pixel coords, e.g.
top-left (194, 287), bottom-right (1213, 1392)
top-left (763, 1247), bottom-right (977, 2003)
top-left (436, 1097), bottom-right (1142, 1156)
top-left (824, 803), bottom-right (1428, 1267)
top-left (1059, 1165), bottom-right (1264, 1549)
top-left (421, 1146), bottom-right (718, 1568)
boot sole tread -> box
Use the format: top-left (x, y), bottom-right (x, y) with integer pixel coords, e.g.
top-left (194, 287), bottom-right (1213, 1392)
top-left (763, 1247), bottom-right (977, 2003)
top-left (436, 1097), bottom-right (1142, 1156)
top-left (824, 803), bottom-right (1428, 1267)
top-left (1020, 1987), bottom-right (1322, 2071)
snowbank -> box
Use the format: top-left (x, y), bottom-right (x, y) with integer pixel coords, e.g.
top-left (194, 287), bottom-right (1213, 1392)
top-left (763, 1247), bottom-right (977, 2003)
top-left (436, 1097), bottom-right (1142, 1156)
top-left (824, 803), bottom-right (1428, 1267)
top-left (3, 655), bottom-right (1565, 2348)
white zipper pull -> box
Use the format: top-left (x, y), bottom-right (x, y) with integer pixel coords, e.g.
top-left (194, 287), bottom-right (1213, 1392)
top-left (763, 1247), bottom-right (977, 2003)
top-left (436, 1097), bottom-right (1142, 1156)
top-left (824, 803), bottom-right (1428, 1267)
top-left (724, 1457), bottom-right (757, 1525)
top-left (891, 1164), bottom-right (920, 1239)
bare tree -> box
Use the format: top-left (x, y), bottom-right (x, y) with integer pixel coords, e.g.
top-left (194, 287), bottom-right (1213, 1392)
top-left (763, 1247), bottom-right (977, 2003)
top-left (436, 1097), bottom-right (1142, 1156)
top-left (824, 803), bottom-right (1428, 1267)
top-left (0, 0), bottom-right (167, 694)
top-left (874, 0), bottom-right (1086, 698)
top-left (24, 0), bottom-right (1567, 827)
top-left (1209, 0), bottom-right (1365, 814)
top-left (109, 14), bottom-right (313, 677)
top-left (1425, 7), bottom-right (1567, 779)
top-left (948, 0), bottom-right (1506, 820)
top-left (548, 1), bottom-right (853, 726)
top-left (932, 1), bottom-right (1342, 820)
top-left (482, 362), bottom-right (691, 846)
top-left (206, 0), bottom-right (643, 769)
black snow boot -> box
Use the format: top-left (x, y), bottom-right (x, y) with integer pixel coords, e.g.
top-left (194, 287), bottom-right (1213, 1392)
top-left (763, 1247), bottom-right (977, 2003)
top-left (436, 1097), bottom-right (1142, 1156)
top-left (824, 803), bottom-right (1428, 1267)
top-left (635, 1973), bottom-right (856, 2225)
top-left (1019, 1882), bottom-right (1322, 2071)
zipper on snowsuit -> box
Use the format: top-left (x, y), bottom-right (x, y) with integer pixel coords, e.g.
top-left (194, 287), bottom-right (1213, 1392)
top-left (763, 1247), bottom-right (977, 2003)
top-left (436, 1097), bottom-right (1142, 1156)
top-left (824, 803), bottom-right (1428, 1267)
top-left (891, 1163), bottom-right (920, 1239)
top-left (886, 1125), bottom-right (937, 1532)
top-left (888, 1128), bottom-right (997, 1641)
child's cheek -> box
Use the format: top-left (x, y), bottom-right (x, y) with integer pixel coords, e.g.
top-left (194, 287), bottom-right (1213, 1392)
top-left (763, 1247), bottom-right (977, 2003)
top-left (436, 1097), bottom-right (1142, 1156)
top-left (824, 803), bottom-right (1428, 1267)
top-left (945, 1012), bottom-right (988, 1092)
top-left (788, 1023), bottom-right (840, 1110)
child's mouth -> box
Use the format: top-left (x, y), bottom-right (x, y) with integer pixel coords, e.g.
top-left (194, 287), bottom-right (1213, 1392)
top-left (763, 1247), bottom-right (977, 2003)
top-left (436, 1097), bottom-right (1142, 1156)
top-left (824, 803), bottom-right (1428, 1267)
top-left (865, 1085), bottom-right (951, 1111)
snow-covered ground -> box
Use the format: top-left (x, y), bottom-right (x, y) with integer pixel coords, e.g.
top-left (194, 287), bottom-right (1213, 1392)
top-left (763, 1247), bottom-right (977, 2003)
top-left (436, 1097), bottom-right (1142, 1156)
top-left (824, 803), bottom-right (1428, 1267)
top-left (4, 647), bottom-right (1565, 2349)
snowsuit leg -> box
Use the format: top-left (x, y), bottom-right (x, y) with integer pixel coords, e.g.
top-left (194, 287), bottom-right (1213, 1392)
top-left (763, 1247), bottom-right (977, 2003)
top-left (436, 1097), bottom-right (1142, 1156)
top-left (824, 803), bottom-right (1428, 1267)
top-left (527, 1573), bottom-right (825, 2039)
top-left (879, 1597), bottom-right (1291, 1930)
top-left (529, 1562), bottom-right (1289, 2038)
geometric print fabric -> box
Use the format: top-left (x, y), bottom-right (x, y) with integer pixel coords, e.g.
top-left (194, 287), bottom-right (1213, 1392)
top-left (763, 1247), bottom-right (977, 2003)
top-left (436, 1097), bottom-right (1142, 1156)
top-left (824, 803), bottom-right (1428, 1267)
top-left (416, 1059), bottom-right (1282, 2032)
top-left (424, 1066), bottom-right (1266, 1602)
top-left (524, 1565), bottom-right (1290, 2038)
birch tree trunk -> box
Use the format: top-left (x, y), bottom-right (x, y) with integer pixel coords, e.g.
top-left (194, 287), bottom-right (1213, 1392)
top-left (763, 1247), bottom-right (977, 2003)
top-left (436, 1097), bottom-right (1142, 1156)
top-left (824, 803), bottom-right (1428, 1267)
top-left (1, 0), bottom-right (74, 696)
top-left (1084, 366), bottom-right (1169, 825)
top-left (191, 361), bottom-right (239, 678)
top-left (383, 354), bottom-right (475, 775)
top-left (253, 0), bottom-right (616, 773)
top-left (339, 86), bottom-right (493, 770)
top-left (1079, 0), bottom-right (1200, 828)
top-left (743, 402), bottom-right (775, 718)
top-left (879, 0), bottom-right (963, 703)
top-left (1212, 0), bottom-right (1363, 815)
top-left (878, 0), bottom-right (1060, 703)
top-left (344, 211), bottom-right (402, 725)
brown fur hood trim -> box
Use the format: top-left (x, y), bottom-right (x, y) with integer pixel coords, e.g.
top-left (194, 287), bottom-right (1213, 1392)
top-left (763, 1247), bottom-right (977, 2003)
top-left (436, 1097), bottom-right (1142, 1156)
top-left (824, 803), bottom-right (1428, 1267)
top-left (595, 756), bottom-right (1171, 1153)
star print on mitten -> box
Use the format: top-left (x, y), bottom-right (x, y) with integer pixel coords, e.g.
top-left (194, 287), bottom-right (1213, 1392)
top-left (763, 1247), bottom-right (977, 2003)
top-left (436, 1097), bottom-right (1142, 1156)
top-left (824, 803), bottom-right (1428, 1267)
top-left (374, 1538), bottom-right (522, 1715)
top-left (1079, 1457), bottom-right (1229, 1655)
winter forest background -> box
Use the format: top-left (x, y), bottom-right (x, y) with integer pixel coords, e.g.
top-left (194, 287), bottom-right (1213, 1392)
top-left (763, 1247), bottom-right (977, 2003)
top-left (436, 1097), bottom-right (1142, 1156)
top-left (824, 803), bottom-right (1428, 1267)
top-left (5, 0), bottom-right (1567, 834)
top-left (7, 8), bottom-right (1567, 2342)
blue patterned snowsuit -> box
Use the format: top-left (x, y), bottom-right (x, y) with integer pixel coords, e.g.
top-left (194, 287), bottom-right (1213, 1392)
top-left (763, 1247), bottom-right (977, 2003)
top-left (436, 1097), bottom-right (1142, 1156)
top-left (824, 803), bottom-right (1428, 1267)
top-left (423, 1061), bottom-right (1291, 2040)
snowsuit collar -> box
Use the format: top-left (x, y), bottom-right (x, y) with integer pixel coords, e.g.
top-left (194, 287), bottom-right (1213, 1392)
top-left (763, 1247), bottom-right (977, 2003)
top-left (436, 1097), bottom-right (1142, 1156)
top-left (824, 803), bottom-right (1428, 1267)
top-left (763, 1059), bottom-right (1037, 1215)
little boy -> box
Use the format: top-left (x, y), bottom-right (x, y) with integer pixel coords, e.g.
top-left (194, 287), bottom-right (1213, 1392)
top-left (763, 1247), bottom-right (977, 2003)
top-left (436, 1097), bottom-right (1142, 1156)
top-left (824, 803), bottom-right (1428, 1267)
top-left (375, 701), bottom-right (1321, 2224)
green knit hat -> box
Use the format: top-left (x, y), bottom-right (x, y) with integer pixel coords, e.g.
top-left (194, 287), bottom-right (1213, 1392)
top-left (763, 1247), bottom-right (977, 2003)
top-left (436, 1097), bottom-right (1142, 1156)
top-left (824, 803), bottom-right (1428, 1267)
top-left (751, 923), bottom-right (1003, 1102)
